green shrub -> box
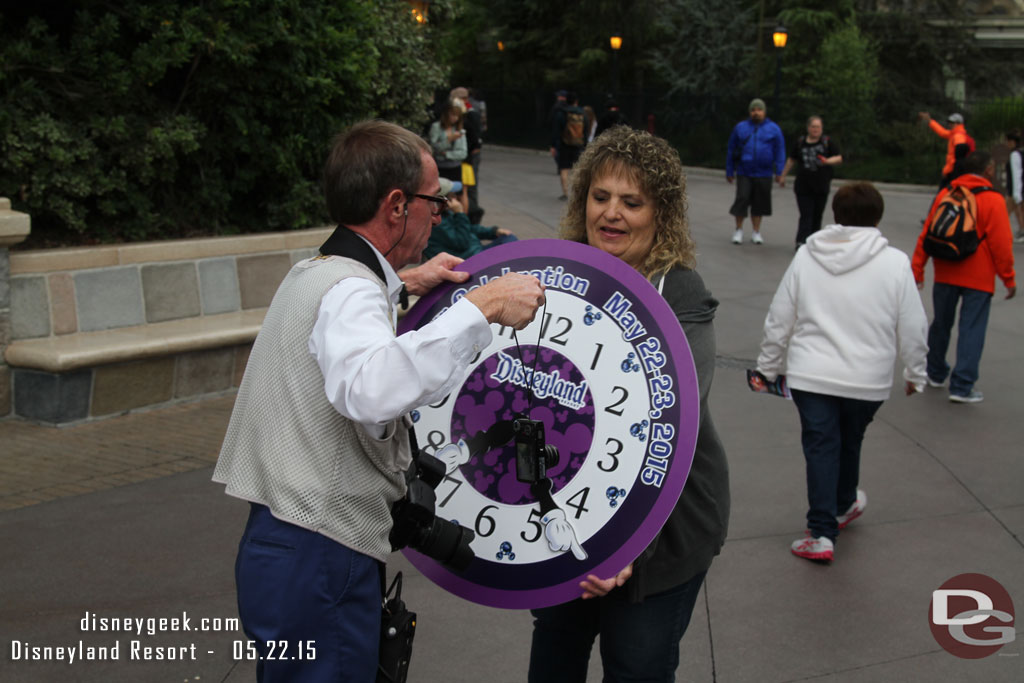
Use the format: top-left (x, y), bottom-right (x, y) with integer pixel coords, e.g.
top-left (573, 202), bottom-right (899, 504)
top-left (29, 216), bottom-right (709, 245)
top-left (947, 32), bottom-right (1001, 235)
top-left (0, 1), bottom-right (449, 247)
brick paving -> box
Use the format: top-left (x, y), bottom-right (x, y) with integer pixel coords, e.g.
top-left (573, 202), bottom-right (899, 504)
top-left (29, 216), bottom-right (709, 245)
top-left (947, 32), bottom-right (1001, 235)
top-left (0, 394), bottom-right (234, 511)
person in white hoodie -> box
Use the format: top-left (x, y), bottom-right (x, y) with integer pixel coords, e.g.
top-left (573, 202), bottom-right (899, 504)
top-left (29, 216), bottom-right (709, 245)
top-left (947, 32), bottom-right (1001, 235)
top-left (757, 182), bottom-right (928, 562)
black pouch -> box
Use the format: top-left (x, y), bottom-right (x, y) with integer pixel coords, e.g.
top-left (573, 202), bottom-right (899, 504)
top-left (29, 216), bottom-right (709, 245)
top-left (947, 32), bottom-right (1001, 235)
top-left (376, 571), bottom-right (416, 683)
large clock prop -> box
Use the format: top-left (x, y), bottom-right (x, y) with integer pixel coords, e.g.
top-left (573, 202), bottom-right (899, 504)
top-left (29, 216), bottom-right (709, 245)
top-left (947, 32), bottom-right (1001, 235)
top-left (398, 240), bottom-right (699, 609)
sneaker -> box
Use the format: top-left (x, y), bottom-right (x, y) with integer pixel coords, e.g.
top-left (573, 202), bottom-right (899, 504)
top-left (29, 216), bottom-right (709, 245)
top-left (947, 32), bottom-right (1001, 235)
top-left (1015, 234), bottom-right (1024, 243)
top-left (949, 390), bottom-right (983, 404)
top-left (837, 489), bottom-right (867, 529)
top-left (751, 231), bottom-right (764, 245)
top-left (926, 375), bottom-right (945, 388)
top-left (731, 229), bottom-right (744, 244)
top-left (791, 535), bottom-right (834, 562)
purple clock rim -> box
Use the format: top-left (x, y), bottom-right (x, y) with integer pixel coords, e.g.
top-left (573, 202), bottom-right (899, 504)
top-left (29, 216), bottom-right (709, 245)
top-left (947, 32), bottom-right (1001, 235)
top-left (399, 239), bottom-right (700, 608)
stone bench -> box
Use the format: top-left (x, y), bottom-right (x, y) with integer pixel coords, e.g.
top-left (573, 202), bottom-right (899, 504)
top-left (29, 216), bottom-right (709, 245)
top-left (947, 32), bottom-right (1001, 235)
top-left (4, 227), bottom-right (332, 424)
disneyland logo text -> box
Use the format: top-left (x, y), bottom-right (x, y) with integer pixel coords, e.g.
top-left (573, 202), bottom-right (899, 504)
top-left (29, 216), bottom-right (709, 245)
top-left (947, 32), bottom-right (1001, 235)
top-left (491, 351), bottom-right (588, 410)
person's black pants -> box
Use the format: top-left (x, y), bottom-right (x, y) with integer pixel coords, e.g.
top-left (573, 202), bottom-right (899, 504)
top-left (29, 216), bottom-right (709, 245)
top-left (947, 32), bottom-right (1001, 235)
top-left (795, 191), bottom-right (829, 245)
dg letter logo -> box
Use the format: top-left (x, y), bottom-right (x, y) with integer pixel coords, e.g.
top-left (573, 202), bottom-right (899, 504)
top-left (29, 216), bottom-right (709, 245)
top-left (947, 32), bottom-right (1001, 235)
top-left (929, 573), bottom-right (1015, 659)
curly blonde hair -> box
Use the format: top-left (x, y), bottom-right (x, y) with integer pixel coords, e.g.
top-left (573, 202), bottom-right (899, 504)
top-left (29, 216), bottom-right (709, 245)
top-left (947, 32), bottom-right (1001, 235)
top-left (560, 126), bottom-right (695, 278)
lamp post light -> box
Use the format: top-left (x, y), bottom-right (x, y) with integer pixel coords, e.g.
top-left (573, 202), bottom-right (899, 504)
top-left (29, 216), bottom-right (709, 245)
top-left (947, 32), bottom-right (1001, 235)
top-left (610, 34), bottom-right (622, 97)
top-left (772, 25), bottom-right (787, 113)
top-left (496, 40), bottom-right (505, 103)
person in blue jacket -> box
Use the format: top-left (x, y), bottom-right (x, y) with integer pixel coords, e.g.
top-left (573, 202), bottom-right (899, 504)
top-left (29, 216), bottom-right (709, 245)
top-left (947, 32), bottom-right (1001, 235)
top-left (726, 98), bottom-right (786, 245)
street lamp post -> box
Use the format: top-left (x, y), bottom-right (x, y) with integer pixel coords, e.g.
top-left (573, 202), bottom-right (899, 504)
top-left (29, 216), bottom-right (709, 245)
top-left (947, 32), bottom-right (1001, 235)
top-left (496, 40), bottom-right (505, 103)
top-left (772, 26), bottom-right (787, 113)
top-left (610, 35), bottom-right (622, 97)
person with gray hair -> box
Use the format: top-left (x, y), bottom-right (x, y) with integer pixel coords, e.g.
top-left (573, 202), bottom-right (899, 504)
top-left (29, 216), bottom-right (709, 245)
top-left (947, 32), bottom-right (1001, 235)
top-left (214, 120), bottom-right (546, 680)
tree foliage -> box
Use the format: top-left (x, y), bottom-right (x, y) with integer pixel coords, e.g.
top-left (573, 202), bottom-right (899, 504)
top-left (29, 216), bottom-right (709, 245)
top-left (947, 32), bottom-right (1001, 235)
top-left (0, 1), bottom-right (450, 246)
top-left (648, 0), bottom-right (757, 96)
top-left (814, 20), bottom-right (879, 155)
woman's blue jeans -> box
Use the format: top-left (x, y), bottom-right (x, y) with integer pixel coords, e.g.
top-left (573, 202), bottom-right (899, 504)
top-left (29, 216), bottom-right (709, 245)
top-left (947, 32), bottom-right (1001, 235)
top-left (791, 389), bottom-right (882, 542)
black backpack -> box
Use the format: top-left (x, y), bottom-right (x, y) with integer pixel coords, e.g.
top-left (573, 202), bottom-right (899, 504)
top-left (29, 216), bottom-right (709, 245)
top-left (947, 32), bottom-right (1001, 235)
top-left (923, 185), bottom-right (994, 261)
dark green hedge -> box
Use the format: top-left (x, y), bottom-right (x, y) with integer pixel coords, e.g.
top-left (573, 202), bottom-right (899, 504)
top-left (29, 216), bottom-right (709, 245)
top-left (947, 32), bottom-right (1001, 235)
top-left (1, 1), bottom-right (448, 247)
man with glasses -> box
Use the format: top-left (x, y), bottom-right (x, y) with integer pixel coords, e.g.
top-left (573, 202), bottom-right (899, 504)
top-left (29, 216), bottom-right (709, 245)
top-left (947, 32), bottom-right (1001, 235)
top-left (214, 120), bottom-right (545, 681)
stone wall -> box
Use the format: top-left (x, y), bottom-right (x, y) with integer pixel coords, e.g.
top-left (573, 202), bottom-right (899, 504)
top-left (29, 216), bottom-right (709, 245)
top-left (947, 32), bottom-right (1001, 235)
top-left (2, 217), bottom-right (333, 424)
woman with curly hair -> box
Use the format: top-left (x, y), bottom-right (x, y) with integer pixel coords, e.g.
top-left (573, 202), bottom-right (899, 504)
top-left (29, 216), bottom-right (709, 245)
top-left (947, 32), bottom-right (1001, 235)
top-left (528, 126), bottom-right (730, 682)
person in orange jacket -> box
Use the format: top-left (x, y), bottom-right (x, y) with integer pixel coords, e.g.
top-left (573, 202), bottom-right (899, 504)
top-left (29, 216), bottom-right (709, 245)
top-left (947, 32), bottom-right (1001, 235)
top-left (911, 151), bottom-right (1016, 404)
top-left (918, 111), bottom-right (975, 186)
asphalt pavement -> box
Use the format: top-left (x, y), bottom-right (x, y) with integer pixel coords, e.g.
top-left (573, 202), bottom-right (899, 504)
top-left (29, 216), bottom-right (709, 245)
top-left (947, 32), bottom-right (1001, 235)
top-left (2, 146), bottom-right (1022, 682)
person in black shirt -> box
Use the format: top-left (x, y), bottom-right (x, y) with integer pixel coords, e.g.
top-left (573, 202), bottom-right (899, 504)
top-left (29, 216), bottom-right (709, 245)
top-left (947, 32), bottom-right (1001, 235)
top-left (778, 115), bottom-right (843, 247)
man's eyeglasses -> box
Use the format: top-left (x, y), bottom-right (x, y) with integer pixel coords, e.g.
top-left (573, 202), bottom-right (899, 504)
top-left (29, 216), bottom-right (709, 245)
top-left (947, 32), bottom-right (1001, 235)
top-left (412, 193), bottom-right (448, 216)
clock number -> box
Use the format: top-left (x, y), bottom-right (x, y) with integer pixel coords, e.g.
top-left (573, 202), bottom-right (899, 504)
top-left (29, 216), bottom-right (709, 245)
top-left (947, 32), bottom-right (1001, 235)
top-left (604, 386), bottom-right (628, 416)
top-left (648, 374), bottom-right (673, 395)
top-left (636, 337), bottom-right (667, 372)
top-left (565, 487), bottom-right (591, 519)
top-left (651, 422), bottom-right (675, 441)
top-left (424, 430), bottom-right (447, 454)
top-left (438, 475), bottom-right (463, 507)
top-left (429, 394), bottom-right (451, 409)
top-left (495, 324), bottom-right (510, 338)
top-left (590, 342), bottom-right (604, 370)
top-left (520, 508), bottom-right (543, 543)
top-left (543, 314), bottom-right (573, 346)
top-left (475, 505), bottom-right (498, 537)
top-left (599, 437), bottom-right (622, 472)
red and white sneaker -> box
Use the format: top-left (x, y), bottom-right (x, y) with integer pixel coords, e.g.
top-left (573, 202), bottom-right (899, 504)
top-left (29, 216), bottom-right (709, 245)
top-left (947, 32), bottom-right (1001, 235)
top-left (791, 535), bottom-right (834, 562)
top-left (837, 489), bottom-right (867, 530)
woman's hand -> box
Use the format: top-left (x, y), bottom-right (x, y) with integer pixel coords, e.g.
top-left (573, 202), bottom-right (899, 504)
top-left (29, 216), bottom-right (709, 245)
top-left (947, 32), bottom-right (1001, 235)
top-left (579, 563), bottom-right (633, 599)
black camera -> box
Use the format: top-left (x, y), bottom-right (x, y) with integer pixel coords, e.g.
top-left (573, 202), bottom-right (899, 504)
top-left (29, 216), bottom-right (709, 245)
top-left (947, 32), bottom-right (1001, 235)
top-left (389, 453), bottom-right (475, 571)
top-left (512, 418), bottom-right (560, 484)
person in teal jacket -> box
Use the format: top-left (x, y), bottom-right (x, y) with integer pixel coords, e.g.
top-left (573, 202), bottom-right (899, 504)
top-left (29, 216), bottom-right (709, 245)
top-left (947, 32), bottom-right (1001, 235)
top-left (423, 178), bottom-right (518, 260)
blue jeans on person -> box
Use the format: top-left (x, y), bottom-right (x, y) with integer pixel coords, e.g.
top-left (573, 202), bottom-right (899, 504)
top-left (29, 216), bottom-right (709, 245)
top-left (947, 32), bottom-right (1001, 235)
top-left (527, 570), bottom-right (707, 683)
top-left (235, 503), bottom-right (381, 682)
top-left (791, 390), bottom-right (882, 542)
top-left (795, 191), bottom-right (828, 245)
top-left (926, 282), bottom-right (993, 396)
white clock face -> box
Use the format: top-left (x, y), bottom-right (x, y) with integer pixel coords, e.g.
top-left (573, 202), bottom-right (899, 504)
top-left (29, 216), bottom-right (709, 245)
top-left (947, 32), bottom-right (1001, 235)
top-left (399, 240), bottom-right (699, 609)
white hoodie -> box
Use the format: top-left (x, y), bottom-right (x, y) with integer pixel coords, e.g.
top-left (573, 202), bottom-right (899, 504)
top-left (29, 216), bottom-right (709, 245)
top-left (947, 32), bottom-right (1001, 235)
top-left (757, 224), bottom-right (928, 401)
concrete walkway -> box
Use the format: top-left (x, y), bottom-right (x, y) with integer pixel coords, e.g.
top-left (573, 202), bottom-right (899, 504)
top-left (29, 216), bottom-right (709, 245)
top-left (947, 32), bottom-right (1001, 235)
top-left (2, 147), bottom-right (1022, 682)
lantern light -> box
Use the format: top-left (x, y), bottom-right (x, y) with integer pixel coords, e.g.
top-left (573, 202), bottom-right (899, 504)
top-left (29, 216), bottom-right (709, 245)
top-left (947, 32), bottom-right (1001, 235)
top-left (772, 26), bottom-right (788, 49)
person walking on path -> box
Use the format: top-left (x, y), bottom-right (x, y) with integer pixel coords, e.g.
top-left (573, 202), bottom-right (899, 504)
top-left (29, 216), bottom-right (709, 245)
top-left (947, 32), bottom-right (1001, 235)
top-left (726, 98), bottom-right (785, 245)
top-left (757, 182), bottom-right (928, 563)
top-left (918, 111), bottom-right (975, 187)
top-left (213, 120), bottom-right (545, 681)
top-left (1005, 129), bottom-right (1024, 242)
top-left (429, 101), bottom-right (468, 185)
top-left (550, 91), bottom-right (586, 199)
top-left (451, 86), bottom-right (486, 224)
top-left (912, 151), bottom-right (1017, 404)
top-left (778, 115), bottom-right (843, 248)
